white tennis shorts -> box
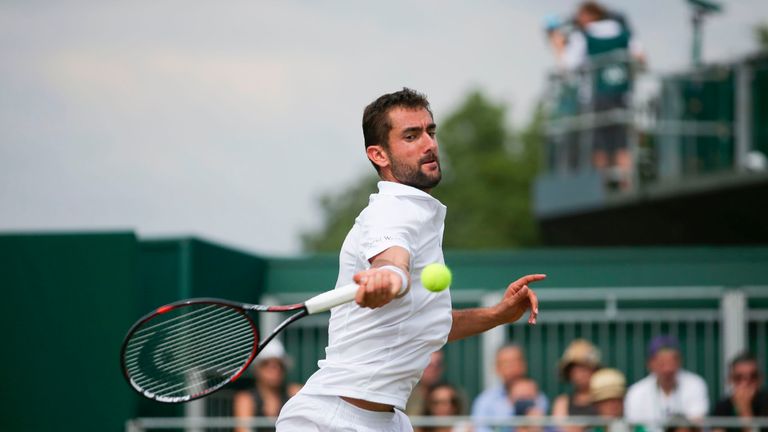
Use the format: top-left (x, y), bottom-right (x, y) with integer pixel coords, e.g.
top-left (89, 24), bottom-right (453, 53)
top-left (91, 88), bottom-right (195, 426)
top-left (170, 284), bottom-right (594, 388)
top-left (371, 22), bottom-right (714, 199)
top-left (276, 393), bottom-right (413, 432)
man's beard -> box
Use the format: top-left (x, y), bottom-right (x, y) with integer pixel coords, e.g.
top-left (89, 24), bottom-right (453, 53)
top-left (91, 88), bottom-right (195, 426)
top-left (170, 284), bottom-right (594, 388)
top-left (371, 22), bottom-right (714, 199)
top-left (390, 152), bottom-right (442, 190)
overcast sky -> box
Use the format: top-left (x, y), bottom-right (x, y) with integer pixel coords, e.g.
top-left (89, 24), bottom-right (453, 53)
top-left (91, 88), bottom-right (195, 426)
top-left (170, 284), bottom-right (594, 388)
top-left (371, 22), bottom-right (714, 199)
top-left (1, 1), bottom-right (765, 255)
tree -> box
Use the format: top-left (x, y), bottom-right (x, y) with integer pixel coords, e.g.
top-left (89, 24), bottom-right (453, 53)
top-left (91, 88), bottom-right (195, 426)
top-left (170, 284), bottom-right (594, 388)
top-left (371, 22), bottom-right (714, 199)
top-left (756, 22), bottom-right (768, 52)
top-left (301, 175), bottom-right (378, 252)
top-left (301, 89), bottom-right (544, 252)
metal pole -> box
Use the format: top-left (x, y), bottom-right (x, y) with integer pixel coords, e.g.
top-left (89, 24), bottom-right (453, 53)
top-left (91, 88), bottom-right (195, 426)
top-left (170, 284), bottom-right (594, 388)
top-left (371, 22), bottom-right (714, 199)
top-left (735, 60), bottom-right (753, 171)
top-left (720, 289), bottom-right (746, 393)
top-left (185, 401), bottom-right (205, 432)
top-left (125, 419), bottom-right (142, 432)
top-left (481, 292), bottom-right (505, 390)
top-left (260, 294), bottom-right (281, 336)
top-left (692, 10), bottom-right (703, 67)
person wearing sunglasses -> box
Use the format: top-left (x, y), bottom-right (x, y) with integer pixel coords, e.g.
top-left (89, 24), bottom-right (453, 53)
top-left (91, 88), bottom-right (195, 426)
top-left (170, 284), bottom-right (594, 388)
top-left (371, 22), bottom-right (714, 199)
top-left (712, 352), bottom-right (768, 432)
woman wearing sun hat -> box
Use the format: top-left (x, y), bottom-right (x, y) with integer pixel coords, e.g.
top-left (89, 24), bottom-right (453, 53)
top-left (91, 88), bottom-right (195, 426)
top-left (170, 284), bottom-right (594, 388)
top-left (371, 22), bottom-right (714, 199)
top-left (552, 339), bottom-right (602, 426)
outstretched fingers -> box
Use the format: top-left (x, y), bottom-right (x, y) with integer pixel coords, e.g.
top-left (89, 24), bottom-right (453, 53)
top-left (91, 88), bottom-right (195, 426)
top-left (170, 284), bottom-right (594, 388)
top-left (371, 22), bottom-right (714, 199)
top-left (527, 287), bottom-right (539, 325)
top-left (511, 274), bottom-right (547, 288)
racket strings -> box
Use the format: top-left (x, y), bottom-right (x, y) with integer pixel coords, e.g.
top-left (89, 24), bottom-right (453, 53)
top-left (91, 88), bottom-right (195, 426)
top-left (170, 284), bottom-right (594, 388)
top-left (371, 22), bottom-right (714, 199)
top-left (129, 334), bottom-right (254, 393)
top-left (126, 323), bottom-right (250, 386)
top-left (142, 326), bottom-right (252, 375)
top-left (126, 313), bottom-right (249, 368)
top-left (123, 303), bottom-right (257, 401)
top-left (125, 308), bottom-right (254, 397)
top-left (125, 305), bottom-right (226, 347)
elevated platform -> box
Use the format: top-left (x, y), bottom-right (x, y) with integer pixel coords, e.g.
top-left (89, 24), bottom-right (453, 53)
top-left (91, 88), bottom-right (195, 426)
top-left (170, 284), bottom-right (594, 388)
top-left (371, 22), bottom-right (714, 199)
top-left (537, 171), bottom-right (768, 245)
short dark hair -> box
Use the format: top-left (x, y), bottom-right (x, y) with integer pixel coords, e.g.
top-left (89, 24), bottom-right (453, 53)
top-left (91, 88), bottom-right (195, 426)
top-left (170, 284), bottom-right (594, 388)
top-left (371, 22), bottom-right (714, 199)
top-left (362, 87), bottom-right (432, 151)
top-left (730, 351), bottom-right (758, 371)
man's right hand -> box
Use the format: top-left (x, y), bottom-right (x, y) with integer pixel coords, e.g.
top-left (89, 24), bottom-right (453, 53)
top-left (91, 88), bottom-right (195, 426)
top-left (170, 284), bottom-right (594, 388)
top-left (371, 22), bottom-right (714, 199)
top-left (353, 245), bottom-right (411, 309)
top-left (353, 267), bottom-right (403, 309)
top-left (732, 383), bottom-right (757, 417)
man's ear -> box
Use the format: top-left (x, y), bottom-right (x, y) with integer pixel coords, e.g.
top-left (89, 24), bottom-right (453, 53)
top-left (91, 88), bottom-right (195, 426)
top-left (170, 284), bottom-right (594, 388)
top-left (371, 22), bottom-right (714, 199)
top-left (366, 145), bottom-right (389, 169)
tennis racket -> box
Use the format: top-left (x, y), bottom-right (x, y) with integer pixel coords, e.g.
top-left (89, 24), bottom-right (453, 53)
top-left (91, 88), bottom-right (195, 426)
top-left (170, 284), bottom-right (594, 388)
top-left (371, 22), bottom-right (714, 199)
top-left (120, 283), bottom-right (360, 403)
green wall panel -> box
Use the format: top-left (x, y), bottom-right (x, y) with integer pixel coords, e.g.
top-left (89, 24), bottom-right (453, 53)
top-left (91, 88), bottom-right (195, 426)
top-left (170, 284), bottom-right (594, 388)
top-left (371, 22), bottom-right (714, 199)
top-left (135, 237), bottom-right (267, 417)
top-left (262, 247), bottom-right (768, 294)
top-left (189, 238), bottom-right (266, 301)
top-left (265, 254), bottom-right (339, 295)
top-left (139, 237), bottom-right (266, 307)
top-left (0, 232), bottom-right (139, 432)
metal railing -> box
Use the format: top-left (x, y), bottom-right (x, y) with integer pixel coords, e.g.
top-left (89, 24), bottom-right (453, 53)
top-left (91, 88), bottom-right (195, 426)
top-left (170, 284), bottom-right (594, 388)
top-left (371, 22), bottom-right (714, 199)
top-left (249, 287), bottom-right (768, 406)
top-left (126, 415), bottom-right (768, 432)
top-left (540, 51), bottom-right (767, 199)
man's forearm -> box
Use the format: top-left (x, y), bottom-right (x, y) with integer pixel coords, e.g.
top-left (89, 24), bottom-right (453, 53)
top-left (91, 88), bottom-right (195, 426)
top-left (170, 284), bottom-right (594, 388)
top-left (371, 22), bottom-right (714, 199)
top-left (448, 307), bottom-right (501, 342)
top-left (448, 275), bottom-right (541, 341)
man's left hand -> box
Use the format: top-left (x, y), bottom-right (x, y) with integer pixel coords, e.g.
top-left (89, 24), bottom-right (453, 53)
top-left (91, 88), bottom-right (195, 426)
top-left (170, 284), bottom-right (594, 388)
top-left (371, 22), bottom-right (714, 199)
top-left (493, 274), bottom-right (545, 325)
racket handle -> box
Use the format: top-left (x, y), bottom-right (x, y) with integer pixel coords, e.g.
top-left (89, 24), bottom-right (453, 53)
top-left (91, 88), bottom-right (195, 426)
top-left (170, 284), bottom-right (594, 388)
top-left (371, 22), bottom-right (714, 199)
top-left (304, 283), bottom-right (359, 314)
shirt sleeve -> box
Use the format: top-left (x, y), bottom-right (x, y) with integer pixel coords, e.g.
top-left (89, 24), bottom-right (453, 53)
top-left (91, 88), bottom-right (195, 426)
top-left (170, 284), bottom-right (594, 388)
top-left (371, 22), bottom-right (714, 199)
top-left (624, 384), bottom-right (645, 423)
top-left (629, 38), bottom-right (644, 59)
top-left (563, 31), bottom-right (587, 70)
top-left (684, 374), bottom-right (710, 418)
top-left (471, 391), bottom-right (497, 432)
top-left (359, 196), bottom-right (420, 261)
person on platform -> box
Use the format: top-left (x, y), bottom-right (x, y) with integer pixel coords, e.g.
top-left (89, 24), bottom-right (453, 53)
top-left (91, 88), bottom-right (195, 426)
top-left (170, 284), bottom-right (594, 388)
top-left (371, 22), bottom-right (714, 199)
top-left (548, 1), bottom-right (645, 189)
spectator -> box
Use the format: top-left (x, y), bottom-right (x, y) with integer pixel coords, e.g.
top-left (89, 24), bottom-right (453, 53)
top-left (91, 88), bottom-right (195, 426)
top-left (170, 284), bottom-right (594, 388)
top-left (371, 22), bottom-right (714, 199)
top-left (587, 368), bottom-right (649, 432)
top-left (233, 340), bottom-right (300, 432)
top-left (510, 378), bottom-right (546, 432)
top-left (419, 382), bottom-right (471, 432)
top-left (408, 350), bottom-right (446, 416)
top-left (625, 335), bottom-right (709, 431)
top-left (553, 339), bottom-right (601, 420)
top-left (548, 1), bottom-right (645, 189)
top-left (590, 368), bottom-right (626, 418)
top-left (472, 344), bottom-right (548, 432)
top-left (712, 351), bottom-right (768, 432)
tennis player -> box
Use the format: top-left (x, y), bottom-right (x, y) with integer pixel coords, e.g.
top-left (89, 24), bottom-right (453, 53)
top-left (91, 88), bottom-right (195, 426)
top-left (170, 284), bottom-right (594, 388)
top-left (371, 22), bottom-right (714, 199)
top-left (275, 88), bottom-right (544, 431)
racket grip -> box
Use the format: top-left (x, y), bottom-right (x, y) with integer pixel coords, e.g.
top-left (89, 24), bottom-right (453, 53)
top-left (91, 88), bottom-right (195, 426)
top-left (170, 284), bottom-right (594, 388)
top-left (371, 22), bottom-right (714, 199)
top-left (304, 283), bottom-right (359, 314)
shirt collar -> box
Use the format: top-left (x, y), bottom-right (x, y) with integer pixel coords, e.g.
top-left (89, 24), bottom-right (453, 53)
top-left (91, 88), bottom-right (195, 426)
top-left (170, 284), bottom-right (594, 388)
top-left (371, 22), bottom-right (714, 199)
top-left (377, 181), bottom-right (436, 200)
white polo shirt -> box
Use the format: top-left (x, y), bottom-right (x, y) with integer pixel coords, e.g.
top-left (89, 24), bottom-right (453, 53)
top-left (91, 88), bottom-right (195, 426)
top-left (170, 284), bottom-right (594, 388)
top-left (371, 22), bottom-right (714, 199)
top-left (624, 369), bottom-right (709, 430)
top-left (301, 181), bottom-right (453, 410)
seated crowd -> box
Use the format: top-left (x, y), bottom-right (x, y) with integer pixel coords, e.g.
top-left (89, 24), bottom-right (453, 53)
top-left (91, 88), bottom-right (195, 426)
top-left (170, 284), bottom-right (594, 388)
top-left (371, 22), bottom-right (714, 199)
top-left (233, 336), bottom-right (768, 431)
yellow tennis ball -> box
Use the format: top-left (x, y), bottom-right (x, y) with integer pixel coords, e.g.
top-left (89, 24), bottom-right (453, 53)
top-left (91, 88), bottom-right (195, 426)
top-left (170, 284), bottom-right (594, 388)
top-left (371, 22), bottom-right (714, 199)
top-left (421, 263), bottom-right (452, 292)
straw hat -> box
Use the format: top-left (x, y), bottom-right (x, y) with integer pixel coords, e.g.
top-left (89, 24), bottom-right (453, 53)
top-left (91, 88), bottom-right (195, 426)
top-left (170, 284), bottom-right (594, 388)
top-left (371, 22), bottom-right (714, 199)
top-left (559, 339), bottom-right (601, 379)
top-left (590, 368), bottom-right (626, 402)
